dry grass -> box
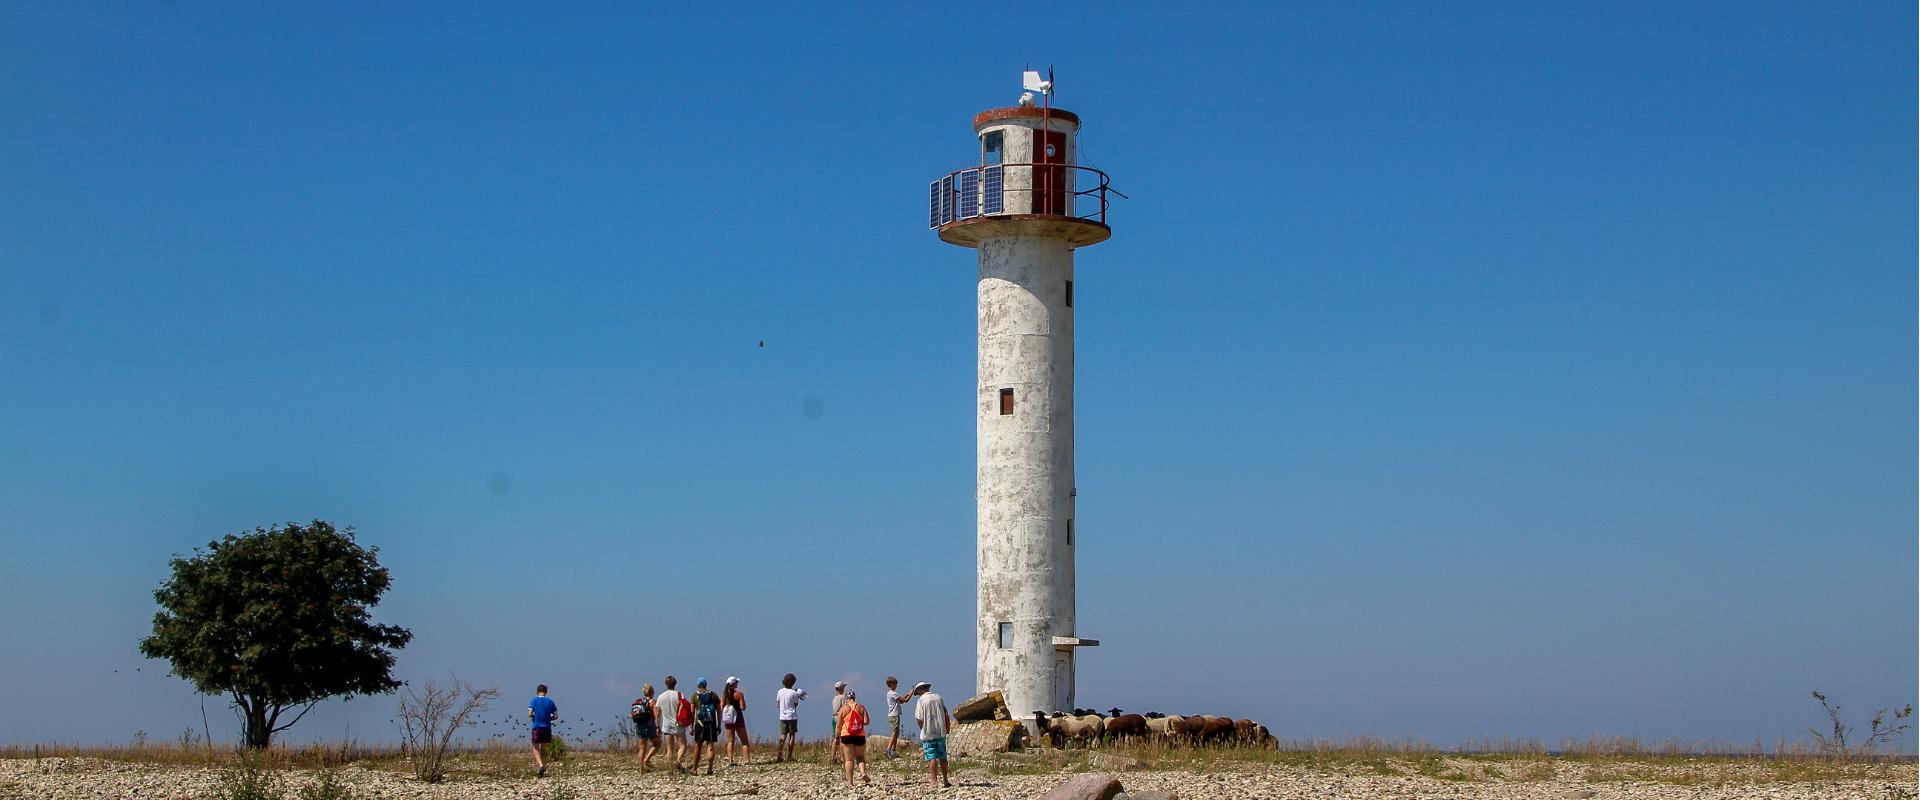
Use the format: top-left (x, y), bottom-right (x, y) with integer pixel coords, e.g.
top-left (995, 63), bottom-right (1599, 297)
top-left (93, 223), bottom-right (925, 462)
top-left (3, 734), bottom-right (1912, 789)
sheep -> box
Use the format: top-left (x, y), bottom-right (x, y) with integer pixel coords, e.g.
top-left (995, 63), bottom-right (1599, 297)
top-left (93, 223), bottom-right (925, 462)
top-left (1145, 713), bottom-right (1184, 739)
top-left (1102, 708), bottom-right (1150, 743)
top-left (1197, 715), bottom-right (1239, 744)
top-left (1033, 710), bottom-right (1105, 749)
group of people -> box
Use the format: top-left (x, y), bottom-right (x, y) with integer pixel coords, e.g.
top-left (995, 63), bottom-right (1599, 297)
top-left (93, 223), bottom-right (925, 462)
top-left (524, 675), bottom-right (955, 788)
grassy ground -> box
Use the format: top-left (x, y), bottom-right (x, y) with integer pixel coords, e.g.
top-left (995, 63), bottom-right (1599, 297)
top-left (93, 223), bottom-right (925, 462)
top-left (3, 736), bottom-right (1913, 789)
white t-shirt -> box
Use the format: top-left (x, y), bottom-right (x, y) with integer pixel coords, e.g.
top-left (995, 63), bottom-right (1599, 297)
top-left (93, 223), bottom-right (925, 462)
top-left (914, 692), bottom-right (949, 741)
top-left (776, 687), bottom-right (807, 721)
top-left (656, 690), bottom-right (684, 730)
top-left (831, 692), bottom-right (845, 723)
top-left (886, 689), bottom-right (902, 719)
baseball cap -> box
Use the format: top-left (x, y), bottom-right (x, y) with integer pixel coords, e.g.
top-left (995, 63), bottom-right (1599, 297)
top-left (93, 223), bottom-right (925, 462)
top-left (725, 676), bottom-right (739, 686)
top-left (697, 677), bottom-right (708, 687)
top-left (833, 680), bottom-right (846, 690)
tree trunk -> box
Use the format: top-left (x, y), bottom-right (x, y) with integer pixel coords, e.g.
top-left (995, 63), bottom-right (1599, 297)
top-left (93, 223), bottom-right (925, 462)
top-left (244, 702), bottom-right (272, 749)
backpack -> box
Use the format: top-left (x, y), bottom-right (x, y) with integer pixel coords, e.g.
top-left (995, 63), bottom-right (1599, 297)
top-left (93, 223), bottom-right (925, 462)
top-left (844, 704), bottom-right (866, 737)
top-left (675, 694), bottom-right (694, 727)
top-left (630, 697), bottom-right (652, 724)
top-left (696, 693), bottom-right (718, 726)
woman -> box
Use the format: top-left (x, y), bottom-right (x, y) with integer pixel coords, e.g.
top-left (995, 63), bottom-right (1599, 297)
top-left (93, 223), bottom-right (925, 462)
top-left (631, 683), bottom-right (661, 772)
top-left (835, 689), bottom-right (871, 786)
top-left (722, 676), bottom-right (751, 766)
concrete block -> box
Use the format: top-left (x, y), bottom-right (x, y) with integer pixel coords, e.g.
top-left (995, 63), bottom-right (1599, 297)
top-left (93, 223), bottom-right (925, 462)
top-left (954, 691), bottom-right (1010, 722)
top-left (947, 720), bottom-right (1026, 756)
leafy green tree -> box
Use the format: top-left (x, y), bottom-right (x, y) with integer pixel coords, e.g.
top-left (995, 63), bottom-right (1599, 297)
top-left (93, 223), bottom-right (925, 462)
top-left (139, 520), bottom-right (412, 748)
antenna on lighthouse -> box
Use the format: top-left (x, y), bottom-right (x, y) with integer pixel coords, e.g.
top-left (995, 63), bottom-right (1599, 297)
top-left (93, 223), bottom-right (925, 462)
top-left (1022, 69), bottom-right (1053, 95)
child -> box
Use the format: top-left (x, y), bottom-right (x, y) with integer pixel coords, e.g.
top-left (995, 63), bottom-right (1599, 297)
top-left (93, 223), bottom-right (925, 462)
top-left (630, 684), bottom-right (660, 772)
top-left (774, 673), bottom-right (807, 763)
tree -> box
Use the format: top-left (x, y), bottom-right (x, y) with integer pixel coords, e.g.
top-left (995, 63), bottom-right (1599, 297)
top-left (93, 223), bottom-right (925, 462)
top-left (139, 520), bottom-right (413, 748)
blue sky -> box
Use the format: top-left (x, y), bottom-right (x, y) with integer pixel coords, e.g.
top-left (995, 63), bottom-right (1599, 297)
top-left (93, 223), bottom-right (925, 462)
top-left (1, 1), bottom-right (1912, 749)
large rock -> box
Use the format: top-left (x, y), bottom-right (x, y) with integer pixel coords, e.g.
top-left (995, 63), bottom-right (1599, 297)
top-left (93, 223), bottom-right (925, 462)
top-left (945, 719), bottom-right (1026, 755)
top-left (953, 691), bottom-right (1010, 722)
top-left (1039, 774), bottom-right (1124, 800)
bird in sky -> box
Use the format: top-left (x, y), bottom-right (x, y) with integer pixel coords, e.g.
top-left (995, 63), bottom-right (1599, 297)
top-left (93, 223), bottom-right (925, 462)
top-left (758, 340), bottom-right (766, 348)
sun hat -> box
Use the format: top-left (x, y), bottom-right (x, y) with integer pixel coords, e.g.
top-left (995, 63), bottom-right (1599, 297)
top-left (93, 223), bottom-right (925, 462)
top-left (913, 681), bottom-right (931, 692)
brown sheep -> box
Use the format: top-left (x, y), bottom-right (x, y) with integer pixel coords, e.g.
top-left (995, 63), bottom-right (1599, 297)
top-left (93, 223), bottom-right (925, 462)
top-left (1197, 715), bottom-right (1238, 744)
top-left (1169, 714), bottom-right (1209, 742)
top-left (1103, 709), bottom-right (1150, 743)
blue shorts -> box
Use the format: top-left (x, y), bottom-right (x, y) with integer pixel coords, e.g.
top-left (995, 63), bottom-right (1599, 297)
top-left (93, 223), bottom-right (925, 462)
top-left (921, 737), bottom-right (947, 761)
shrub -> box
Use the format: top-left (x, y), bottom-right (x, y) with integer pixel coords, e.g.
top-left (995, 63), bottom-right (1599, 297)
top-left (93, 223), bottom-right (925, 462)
top-left (214, 752), bottom-right (284, 800)
top-left (396, 674), bottom-right (500, 783)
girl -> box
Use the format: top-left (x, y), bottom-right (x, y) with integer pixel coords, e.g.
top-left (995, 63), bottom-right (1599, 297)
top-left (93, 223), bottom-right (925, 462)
top-left (835, 689), bottom-right (871, 786)
top-left (722, 676), bottom-right (751, 766)
top-left (631, 684), bottom-right (661, 772)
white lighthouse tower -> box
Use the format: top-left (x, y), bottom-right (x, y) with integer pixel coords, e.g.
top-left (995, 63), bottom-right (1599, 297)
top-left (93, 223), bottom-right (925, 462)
top-left (929, 72), bottom-right (1116, 721)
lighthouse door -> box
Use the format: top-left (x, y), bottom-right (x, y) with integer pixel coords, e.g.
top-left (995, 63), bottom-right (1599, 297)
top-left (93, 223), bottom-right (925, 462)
top-left (1031, 128), bottom-right (1067, 215)
top-left (1054, 651), bottom-right (1072, 710)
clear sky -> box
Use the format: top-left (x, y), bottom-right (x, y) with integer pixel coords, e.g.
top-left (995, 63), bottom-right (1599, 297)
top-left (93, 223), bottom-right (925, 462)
top-left (1, 1), bottom-right (1913, 750)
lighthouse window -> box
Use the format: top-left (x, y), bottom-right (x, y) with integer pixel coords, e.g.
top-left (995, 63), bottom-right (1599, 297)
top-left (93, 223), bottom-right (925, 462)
top-left (982, 131), bottom-right (1003, 165)
top-left (999, 388), bottom-right (1014, 415)
top-left (998, 622), bottom-right (1013, 649)
top-left (1064, 280), bottom-right (1073, 307)
top-left (1067, 518), bottom-right (1074, 546)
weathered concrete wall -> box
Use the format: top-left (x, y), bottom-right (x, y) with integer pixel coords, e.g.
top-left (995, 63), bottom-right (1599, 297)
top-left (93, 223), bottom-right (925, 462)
top-left (976, 117), bottom-right (1077, 217)
top-left (977, 232), bottom-right (1076, 722)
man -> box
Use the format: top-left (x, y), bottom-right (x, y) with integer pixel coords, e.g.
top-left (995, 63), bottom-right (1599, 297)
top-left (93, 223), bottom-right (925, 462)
top-left (829, 680), bottom-right (847, 764)
top-left (656, 675), bottom-right (688, 772)
top-left (883, 676), bottom-right (906, 759)
top-left (774, 673), bottom-right (807, 763)
top-left (910, 681), bottom-right (953, 788)
top-left (527, 684), bottom-right (560, 777)
top-left (689, 677), bottom-right (722, 775)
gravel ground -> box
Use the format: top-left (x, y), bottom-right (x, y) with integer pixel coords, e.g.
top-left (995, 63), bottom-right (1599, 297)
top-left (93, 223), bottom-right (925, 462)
top-left (3, 755), bottom-right (1913, 800)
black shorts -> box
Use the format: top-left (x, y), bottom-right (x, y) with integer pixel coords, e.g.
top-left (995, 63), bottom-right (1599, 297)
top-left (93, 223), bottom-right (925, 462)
top-left (635, 723), bottom-right (658, 741)
top-left (779, 719), bottom-right (798, 736)
top-left (839, 735), bottom-right (866, 747)
top-left (531, 727), bottom-right (553, 744)
top-left (693, 721), bottom-right (719, 743)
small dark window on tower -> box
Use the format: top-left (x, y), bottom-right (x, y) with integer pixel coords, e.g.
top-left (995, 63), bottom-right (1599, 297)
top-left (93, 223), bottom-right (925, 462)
top-left (1067, 518), bottom-right (1074, 546)
top-left (998, 622), bottom-right (1013, 649)
top-left (983, 131), bottom-right (1003, 165)
top-left (999, 388), bottom-right (1014, 415)
top-left (1065, 280), bottom-right (1073, 308)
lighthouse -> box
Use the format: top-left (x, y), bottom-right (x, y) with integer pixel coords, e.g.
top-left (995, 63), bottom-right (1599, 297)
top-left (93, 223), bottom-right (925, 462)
top-left (929, 72), bottom-right (1117, 722)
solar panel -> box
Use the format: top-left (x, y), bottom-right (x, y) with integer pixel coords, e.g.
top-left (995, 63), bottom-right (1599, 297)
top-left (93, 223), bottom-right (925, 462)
top-left (982, 166), bottom-right (1004, 215)
top-left (958, 169), bottom-right (980, 219)
top-left (940, 175), bottom-right (955, 225)
top-left (929, 180), bottom-right (941, 229)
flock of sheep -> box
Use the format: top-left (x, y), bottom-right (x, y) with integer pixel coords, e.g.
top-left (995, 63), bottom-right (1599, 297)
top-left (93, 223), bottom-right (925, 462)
top-left (1030, 708), bottom-right (1276, 749)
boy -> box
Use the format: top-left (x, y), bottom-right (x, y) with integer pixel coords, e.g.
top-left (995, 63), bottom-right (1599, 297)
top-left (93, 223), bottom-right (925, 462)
top-left (910, 681), bottom-right (953, 788)
top-left (829, 680), bottom-right (847, 764)
top-left (774, 673), bottom-right (807, 763)
top-left (656, 675), bottom-right (688, 772)
top-left (883, 676), bottom-right (905, 758)
top-left (527, 684), bottom-right (560, 777)
top-left (690, 677), bottom-right (722, 775)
